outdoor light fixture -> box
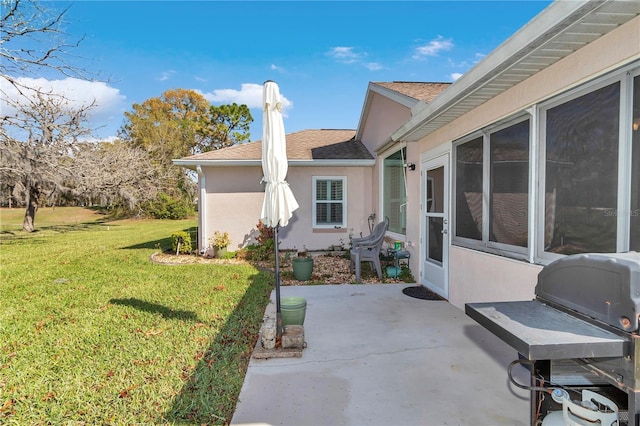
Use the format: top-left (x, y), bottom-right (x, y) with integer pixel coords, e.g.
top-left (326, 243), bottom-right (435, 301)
top-left (405, 162), bottom-right (416, 171)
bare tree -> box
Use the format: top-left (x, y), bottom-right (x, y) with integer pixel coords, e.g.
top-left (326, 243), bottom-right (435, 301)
top-left (1, 89), bottom-right (95, 231)
top-left (71, 140), bottom-right (172, 214)
top-left (0, 0), bottom-right (103, 230)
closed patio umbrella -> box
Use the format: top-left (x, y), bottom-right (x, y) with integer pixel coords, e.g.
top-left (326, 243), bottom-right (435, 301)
top-left (260, 80), bottom-right (299, 340)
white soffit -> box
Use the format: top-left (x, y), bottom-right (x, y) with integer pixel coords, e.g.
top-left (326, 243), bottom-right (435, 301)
top-left (392, 0), bottom-right (640, 143)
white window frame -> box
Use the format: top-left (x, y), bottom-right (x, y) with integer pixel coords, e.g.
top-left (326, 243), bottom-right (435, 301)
top-left (536, 63), bottom-right (639, 263)
top-left (312, 176), bottom-right (347, 229)
top-left (381, 146), bottom-right (407, 236)
top-left (449, 60), bottom-right (639, 265)
top-left (452, 115), bottom-right (531, 261)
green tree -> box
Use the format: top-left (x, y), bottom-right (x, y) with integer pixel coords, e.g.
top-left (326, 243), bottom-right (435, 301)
top-left (199, 103), bottom-right (253, 151)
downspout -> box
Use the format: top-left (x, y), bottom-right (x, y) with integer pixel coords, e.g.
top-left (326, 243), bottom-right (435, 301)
top-left (197, 165), bottom-right (206, 254)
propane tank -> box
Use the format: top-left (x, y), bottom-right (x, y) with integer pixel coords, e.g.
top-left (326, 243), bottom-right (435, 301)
top-left (541, 389), bottom-right (619, 426)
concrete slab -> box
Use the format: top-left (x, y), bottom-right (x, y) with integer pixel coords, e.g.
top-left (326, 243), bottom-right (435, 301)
top-left (232, 284), bottom-right (530, 426)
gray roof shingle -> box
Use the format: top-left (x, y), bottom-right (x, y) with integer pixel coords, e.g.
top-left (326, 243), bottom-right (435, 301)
top-left (372, 82), bottom-right (452, 103)
top-left (181, 129), bottom-right (372, 161)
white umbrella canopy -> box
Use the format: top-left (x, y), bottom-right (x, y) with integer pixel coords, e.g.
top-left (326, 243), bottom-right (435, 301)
top-left (260, 80), bottom-right (298, 340)
top-left (260, 81), bottom-right (299, 227)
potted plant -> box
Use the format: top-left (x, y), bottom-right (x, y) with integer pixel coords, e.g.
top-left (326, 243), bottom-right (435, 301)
top-left (292, 246), bottom-right (313, 281)
top-left (209, 231), bottom-right (231, 258)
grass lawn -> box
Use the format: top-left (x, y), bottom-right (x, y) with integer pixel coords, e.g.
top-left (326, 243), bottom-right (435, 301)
top-left (0, 208), bottom-right (273, 424)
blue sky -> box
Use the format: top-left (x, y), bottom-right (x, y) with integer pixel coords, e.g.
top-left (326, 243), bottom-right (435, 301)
top-left (9, 1), bottom-right (553, 142)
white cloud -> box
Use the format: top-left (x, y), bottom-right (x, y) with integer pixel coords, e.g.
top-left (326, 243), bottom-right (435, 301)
top-left (1, 76), bottom-right (126, 122)
top-left (200, 83), bottom-right (293, 114)
top-left (328, 46), bottom-right (363, 64)
top-left (364, 62), bottom-right (383, 71)
top-left (158, 70), bottom-right (176, 81)
top-left (270, 64), bottom-right (286, 73)
top-left (413, 36), bottom-right (454, 59)
top-left (451, 73), bottom-right (463, 81)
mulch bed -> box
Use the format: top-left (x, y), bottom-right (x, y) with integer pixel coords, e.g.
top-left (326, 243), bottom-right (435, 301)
top-left (150, 252), bottom-right (401, 285)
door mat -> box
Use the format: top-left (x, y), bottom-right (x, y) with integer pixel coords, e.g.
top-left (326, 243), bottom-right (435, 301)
top-left (402, 285), bottom-right (445, 300)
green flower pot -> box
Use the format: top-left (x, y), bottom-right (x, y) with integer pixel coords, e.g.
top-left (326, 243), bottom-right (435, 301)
top-left (292, 257), bottom-right (314, 281)
top-left (281, 297), bottom-right (307, 326)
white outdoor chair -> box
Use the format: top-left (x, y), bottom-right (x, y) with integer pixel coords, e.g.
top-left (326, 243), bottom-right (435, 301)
top-left (350, 219), bottom-right (389, 282)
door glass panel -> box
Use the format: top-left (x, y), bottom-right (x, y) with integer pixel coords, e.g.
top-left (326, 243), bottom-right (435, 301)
top-left (427, 217), bottom-right (443, 263)
top-left (427, 166), bottom-right (444, 213)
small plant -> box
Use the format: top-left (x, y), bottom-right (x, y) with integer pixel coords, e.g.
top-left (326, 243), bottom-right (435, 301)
top-left (171, 231), bottom-right (192, 254)
top-left (210, 230), bottom-right (231, 249)
top-left (256, 220), bottom-right (274, 245)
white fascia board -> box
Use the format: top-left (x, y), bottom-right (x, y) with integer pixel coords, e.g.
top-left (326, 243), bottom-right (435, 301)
top-left (391, 0), bottom-right (594, 142)
top-left (173, 159), bottom-right (376, 169)
top-left (172, 159), bottom-right (261, 170)
top-left (289, 159), bottom-right (376, 167)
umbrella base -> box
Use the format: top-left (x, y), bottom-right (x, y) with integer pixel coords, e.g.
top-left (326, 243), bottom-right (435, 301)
top-left (254, 325), bottom-right (305, 359)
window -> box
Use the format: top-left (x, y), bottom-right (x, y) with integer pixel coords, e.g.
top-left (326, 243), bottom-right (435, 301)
top-left (542, 82), bottom-right (620, 255)
top-left (453, 119), bottom-right (530, 257)
top-left (383, 148), bottom-right (407, 234)
top-left (313, 177), bottom-right (346, 228)
top-left (490, 121), bottom-right (530, 247)
top-left (451, 62), bottom-right (639, 263)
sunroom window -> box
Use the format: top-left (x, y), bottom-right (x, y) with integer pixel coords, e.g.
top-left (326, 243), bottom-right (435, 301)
top-left (313, 176), bottom-right (346, 228)
top-left (383, 148), bottom-right (407, 235)
top-left (453, 119), bottom-right (530, 257)
top-left (542, 82), bottom-right (620, 255)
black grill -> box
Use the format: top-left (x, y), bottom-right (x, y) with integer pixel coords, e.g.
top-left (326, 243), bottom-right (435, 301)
top-left (466, 252), bottom-right (640, 425)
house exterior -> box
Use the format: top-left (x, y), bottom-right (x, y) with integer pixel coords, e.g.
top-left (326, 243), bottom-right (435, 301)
top-left (176, 0), bottom-right (639, 310)
top-left (173, 129), bottom-right (378, 255)
top-left (382, 0), bottom-right (640, 308)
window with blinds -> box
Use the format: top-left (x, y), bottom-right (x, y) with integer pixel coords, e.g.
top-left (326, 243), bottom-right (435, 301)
top-left (312, 176), bottom-right (346, 228)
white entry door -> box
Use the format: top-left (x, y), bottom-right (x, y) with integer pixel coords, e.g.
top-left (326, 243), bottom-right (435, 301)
top-left (421, 154), bottom-right (449, 299)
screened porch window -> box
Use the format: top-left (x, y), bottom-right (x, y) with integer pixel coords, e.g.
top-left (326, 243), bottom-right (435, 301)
top-left (453, 119), bottom-right (530, 256)
top-left (543, 82), bottom-right (620, 254)
top-left (313, 176), bottom-right (346, 228)
top-left (383, 148), bottom-right (406, 234)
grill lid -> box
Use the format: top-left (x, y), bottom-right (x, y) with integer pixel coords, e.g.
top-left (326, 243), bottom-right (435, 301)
top-left (535, 252), bottom-right (640, 332)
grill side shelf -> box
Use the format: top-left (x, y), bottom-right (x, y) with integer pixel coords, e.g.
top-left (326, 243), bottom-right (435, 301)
top-left (465, 300), bottom-right (627, 360)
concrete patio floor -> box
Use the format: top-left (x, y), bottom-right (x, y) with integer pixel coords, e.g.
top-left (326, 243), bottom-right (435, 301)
top-left (231, 284), bottom-right (530, 426)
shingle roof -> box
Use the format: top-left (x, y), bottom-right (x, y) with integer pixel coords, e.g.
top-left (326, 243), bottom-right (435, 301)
top-left (181, 129), bottom-right (373, 161)
top-left (372, 82), bottom-right (452, 103)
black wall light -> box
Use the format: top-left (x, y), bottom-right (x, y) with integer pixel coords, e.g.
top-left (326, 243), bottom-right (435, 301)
top-left (406, 162), bottom-right (416, 171)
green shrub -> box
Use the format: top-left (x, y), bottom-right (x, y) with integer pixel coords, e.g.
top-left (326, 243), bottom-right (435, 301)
top-left (146, 193), bottom-right (195, 219)
top-left (171, 231), bottom-right (192, 254)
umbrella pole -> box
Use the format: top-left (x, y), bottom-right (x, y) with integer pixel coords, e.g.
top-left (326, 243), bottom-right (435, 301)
top-left (274, 225), bottom-right (283, 343)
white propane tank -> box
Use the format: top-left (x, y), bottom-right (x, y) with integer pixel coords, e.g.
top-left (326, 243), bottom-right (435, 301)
top-left (541, 389), bottom-right (619, 426)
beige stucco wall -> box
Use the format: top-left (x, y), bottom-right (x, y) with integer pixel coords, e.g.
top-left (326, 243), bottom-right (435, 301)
top-left (410, 16), bottom-right (640, 308)
top-left (200, 166), bottom-right (264, 253)
top-left (200, 164), bottom-right (374, 253)
top-left (283, 166), bottom-right (374, 251)
top-left (448, 247), bottom-right (541, 309)
top-left (361, 92), bottom-right (412, 152)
